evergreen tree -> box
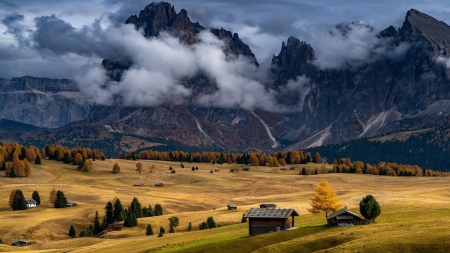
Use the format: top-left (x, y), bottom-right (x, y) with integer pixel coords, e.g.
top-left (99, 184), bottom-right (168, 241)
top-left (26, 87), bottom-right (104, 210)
top-left (113, 198), bottom-right (124, 221)
top-left (9, 165), bottom-right (15, 178)
top-left (158, 227), bottom-right (165, 237)
top-left (69, 225), bottom-right (76, 238)
top-left (54, 190), bottom-right (68, 208)
top-left (124, 211), bottom-right (138, 227)
top-left (187, 222), bottom-right (192, 231)
top-left (301, 168), bottom-right (307, 175)
top-left (105, 202), bottom-right (114, 224)
top-left (154, 204), bottom-right (163, 216)
top-left (32, 191), bottom-right (40, 205)
top-left (241, 214), bottom-right (247, 223)
top-left (94, 210), bottom-right (102, 235)
top-left (12, 190), bottom-right (27, 210)
top-left (1, 161), bottom-right (5, 171)
top-left (359, 195), bottom-right (381, 223)
top-left (130, 197), bottom-right (144, 218)
top-left (315, 169), bottom-right (319, 175)
top-left (206, 216), bottom-right (216, 228)
top-left (168, 216), bottom-right (179, 233)
top-left (146, 224), bottom-right (154, 236)
top-left (117, 209), bottom-right (127, 222)
top-left (192, 166), bottom-right (195, 171)
top-left (199, 222), bottom-right (208, 230)
top-left (35, 156), bottom-right (41, 165)
top-left (63, 152), bottom-right (71, 164)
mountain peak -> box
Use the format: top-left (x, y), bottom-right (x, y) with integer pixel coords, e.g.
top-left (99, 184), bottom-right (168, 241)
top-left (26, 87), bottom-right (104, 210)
top-left (400, 9), bottom-right (450, 51)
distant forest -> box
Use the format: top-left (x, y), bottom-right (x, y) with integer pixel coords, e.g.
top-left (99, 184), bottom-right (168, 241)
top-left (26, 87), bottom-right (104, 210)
top-left (306, 126), bottom-right (450, 172)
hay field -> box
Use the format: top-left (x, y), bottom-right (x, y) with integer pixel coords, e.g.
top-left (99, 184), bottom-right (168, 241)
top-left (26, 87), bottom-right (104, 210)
top-left (1, 159), bottom-right (450, 252)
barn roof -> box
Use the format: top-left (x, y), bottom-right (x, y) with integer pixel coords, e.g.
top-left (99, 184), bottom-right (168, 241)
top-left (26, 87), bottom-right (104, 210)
top-left (244, 208), bottom-right (299, 219)
top-left (25, 199), bottom-right (37, 205)
top-left (327, 208), bottom-right (363, 220)
top-left (228, 204), bottom-right (238, 208)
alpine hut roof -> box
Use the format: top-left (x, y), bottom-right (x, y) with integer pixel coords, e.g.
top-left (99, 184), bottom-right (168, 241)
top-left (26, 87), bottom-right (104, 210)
top-left (327, 207), bottom-right (363, 220)
top-left (25, 199), bottom-right (37, 205)
top-left (244, 208), bottom-right (299, 219)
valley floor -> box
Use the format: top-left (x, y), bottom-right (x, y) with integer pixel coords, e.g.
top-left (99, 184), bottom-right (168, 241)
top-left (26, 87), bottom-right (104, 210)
top-left (0, 159), bottom-right (450, 252)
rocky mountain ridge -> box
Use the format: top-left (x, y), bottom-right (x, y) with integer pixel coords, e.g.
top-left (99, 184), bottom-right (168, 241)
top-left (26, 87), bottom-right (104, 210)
top-left (2, 6), bottom-right (450, 152)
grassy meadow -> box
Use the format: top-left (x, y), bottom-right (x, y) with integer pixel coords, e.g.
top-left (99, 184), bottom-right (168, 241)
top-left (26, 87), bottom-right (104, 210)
top-left (0, 159), bottom-right (450, 252)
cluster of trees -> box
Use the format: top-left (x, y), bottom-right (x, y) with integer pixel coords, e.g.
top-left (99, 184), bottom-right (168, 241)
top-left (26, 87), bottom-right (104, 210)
top-left (8, 189), bottom-right (40, 210)
top-left (0, 143), bottom-right (39, 177)
top-left (199, 217), bottom-right (217, 230)
top-left (135, 150), bottom-right (323, 167)
top-left (73, 197), bottom-right (163, 238)
top-left (329, 158), bottom-right (450, 177)
top-left (308, 180), bottom-right (381, 223)
top-left (45, 145), bottom-right (103, 172)
top-left (49, 188), bottom-right (68, 208)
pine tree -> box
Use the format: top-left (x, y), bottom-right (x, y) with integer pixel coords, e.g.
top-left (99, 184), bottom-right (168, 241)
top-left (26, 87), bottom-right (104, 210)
top-left (359, 195), bottom-right (381, 223)
top-left (63, 152), bottom-right (71, 164)
top-left (187, 222), bottom-right (192, 231)
top-left (9, 165), bottom-right (15, 178)
top-left (308, 180), bottom-right (343, 218)
top-left (241, 214), bottom-right (247, 223)
top-left (54, 190), bottom-right (68, 208)
top-left (69, 225), bottom-right (76, 238)
top-left (315, 169), bottom-right (319, 175)
top-left (158, 227), bottom-right (165, 237)
top-left (105, 202), bottom-right (114, 224)
top-left (35, 155), bottom-right (41, 165)
top-left (154, 204), bottom-right (163, 216)
top-left (113, 198), bottom-right (124, 221)
top-left (168, 216), bottom-right (179, 233)
top-left (117, 209), bottom-right (127, 222)
top-left (206, 216), bottom-right (216, 228)
top-left (12, 189), bottom-right (27, 210)
top-left (94, 210), bottom-right (102, 235)
top-left (130, 197), bottom-right (144, 218)
top-left (146, 224), bottom-right (154, 236)
top-left (32, 191), bottom-right (40, 205)
top-left (301, 168), bottom-right (307, 175)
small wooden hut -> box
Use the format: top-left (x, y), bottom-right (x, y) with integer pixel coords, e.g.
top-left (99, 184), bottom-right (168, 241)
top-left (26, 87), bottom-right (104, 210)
top-left (227, 204), bottom-right (238, 210)
top-left (244, 208), bottom-right (299, 236)
top-left (327, 207), bottom-right (368, 226)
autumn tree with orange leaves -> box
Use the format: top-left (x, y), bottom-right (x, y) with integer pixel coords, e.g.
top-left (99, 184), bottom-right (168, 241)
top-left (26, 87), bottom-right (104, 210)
top-left (308, 180), bottom-right (343, 218)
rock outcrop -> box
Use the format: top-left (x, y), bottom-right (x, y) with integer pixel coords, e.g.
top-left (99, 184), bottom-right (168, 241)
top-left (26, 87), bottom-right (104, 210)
top-left (0, 76), bottom-right (92, 128)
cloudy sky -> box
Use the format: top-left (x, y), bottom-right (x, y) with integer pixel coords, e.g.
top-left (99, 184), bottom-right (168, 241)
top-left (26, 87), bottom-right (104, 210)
top-left (1, 0), bottom-right (449, 80)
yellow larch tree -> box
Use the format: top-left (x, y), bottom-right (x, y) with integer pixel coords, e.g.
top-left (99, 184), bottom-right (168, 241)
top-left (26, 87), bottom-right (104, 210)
top-left (9, 189), bottom-right (18, 207)
top-left (49, 188), bottom-right (58, 204)
top-left (308, 180), bottom-right (343, 218)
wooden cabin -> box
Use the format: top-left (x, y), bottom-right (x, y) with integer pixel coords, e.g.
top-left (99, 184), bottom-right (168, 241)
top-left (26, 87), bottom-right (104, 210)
top-left (154, 182), bottom-right (164, 187)
top-left (11, 240), bottom-right (28, 246)
top-left (260, 204), bottom-right (277, 209)
top-left (243, 168), bottom-right (250, 171)
top-left (230, 169), bottom-right (239, 172)
top-left (244, 208), bottom-right (299, 236)
top-left (25, 199), bottom-right (37, 208)
top-left (327, 207), bottom-right (368, 226)
top-left (280, 168), bottom-right (286, 171)
top-left (227, 204), bottom-right (238, 210)
top-left (133, 183), bottom-right (143, 187)
top-left (290, 167), bottom-right (296, 170)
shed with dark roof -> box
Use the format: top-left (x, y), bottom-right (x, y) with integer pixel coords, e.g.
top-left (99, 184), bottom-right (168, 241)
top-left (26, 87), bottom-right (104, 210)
top-left (244, 208), bottom-right (299, 236)
top-left (260, 204), bottom-right (277, 209)
top-left (327, 207), bottom-right (368, 226)
top-left (227, 204), bottom-right (238, 210)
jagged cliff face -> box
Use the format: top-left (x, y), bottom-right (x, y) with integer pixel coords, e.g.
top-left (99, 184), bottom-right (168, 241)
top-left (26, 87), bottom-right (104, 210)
top-left (274, 9), bottom-right (450, 149)
top-left (0, 76), bottom-right (92, 128)
top-left (3, 7), bottom-right (450, 152)
top-left (124, 2), bottom-right (258, 64)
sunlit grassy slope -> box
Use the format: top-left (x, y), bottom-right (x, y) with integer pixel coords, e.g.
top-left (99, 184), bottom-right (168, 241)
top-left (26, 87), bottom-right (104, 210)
top-left (1, 159), bottom-right (450, 252)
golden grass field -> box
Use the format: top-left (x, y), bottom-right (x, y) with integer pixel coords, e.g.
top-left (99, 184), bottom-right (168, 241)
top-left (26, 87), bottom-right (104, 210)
top-left (1, 159), bottom-right (450, 252)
